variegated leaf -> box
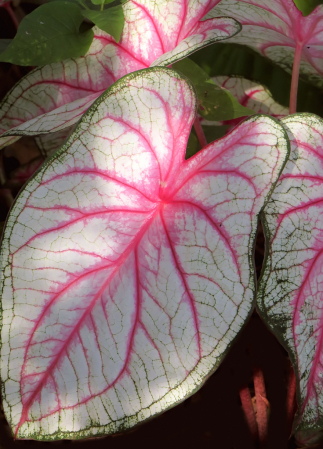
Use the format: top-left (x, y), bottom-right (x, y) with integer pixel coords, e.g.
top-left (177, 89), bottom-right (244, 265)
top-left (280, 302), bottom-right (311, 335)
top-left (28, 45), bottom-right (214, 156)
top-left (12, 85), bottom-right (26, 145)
top-left (0, 0), bottom-right (241, 149)
top-left (0, 67), bottom-right (289, 440)
top-left (208, 0), bottom-right (323, 89)
top-left (258, 114), bottom-right (323, 446)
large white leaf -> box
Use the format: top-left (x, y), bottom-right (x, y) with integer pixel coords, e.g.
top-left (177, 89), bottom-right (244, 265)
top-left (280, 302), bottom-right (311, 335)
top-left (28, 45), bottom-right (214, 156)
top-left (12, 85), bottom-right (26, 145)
top-left (0, 67), bottom-right (289, 440)
top-left (258, 114), bottom-right (323, 445)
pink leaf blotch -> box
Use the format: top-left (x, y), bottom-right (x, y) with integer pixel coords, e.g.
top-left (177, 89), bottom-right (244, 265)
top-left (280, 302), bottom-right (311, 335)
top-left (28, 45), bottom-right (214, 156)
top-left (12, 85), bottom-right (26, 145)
top-left (209, 0), bottom-right (323, 88)
top-left (258, 114), bottom-right (323, 443)
top-left (0, 67), bottom-right (289, 440)
top-left (0, 0), bottom-right (241, 151)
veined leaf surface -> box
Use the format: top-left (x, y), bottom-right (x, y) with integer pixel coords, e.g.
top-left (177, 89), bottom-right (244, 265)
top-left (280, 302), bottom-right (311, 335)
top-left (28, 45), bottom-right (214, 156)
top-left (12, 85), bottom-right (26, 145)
top-left (0, 67), bottom-right (289, 440)
top-left (208, 0), bottom-right (323, 89)
top-left (258, 114), bottom-right (323, 445)
top-left (0, 0), bottom-right (241, 150)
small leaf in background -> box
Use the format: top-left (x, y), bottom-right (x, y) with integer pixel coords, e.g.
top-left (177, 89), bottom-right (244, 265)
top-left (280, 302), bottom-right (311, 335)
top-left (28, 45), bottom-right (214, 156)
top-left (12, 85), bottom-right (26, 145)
top-left (0, 67), bottom-right (289, 440)
top-left (293, 0), bottom-right (323, 15)
top-left (82, 6), bottom-right (124, 42)
top-left (191, 43), bottom-right (323, 118)
top-left (0, 2), bottom-right (94, 66)
top-left (173, 58), bottom-right (254, 121)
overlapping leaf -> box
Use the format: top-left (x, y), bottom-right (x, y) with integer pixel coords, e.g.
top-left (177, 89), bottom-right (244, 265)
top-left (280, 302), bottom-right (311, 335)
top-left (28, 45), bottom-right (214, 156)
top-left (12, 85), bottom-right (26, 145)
top-left (208, 0), bottom-right (323, 89)
top-left (0, 67), bottom-right (289, 440)
top-left (0, 0), bottom-right (241, 150)
top-left (258, 114), bottom-right (323, 445)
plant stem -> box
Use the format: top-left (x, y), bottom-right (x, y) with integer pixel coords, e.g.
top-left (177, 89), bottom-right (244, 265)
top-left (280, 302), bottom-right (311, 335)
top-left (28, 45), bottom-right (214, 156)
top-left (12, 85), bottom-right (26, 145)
top-left (239, 384), bottom-right (258, 441)
top-left (101, 1), bottom-right (104, 11)
top-left (4, 2), bottom-right (19, 30)
top-left (193, 116), bottom-right (207, 149)
top-left (253, 367), bottom-right (269, 447)
top-left (289, 43), bottom-right (303, 114)
top-left (287, 365), bottom-right (297, 431)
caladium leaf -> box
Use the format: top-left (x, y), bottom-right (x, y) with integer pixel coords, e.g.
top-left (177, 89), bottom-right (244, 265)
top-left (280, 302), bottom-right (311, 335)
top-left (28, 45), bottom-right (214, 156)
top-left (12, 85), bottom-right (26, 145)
top-left (0, 67), bottom-right (289, 440)
top-left (0, 2), bottom-right (94, 66)
top-left (213, 76), bottom-right (289, 119)
top-left (0, 0), bottom-right (241, 150)
top-left (35, 126), bottom-right (76, 159)
top-left (208, 0), bottom-right (323, 89)
top-left (257, 114), bottom-right (323, 444)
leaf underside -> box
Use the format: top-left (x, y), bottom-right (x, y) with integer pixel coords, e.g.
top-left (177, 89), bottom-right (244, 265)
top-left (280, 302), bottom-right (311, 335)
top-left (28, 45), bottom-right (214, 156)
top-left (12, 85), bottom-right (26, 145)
top-left (0, 67), bottom-right (289, 440)
top-left (258, 114), bottom-right (323, 443)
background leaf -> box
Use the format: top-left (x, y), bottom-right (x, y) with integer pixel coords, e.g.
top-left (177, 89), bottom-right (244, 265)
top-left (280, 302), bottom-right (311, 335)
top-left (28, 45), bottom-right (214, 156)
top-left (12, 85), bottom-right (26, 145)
top-left (173, 58), bottom-right (254, 121)
top-left (82, 6), bottom-right (124, 42)
top-left (0, 39), bottom-right (12, 54)
top-left (0, 2), bottom-right (94, 66)
top-left (293, 0), bottom-right (323, 15)
top-left (191, 43), bottom-right (323, 118)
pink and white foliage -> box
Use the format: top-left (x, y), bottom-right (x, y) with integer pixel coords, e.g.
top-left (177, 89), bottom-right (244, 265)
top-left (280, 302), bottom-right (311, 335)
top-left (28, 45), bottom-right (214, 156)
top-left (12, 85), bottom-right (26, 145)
top-left (0, 67), bottom-right (289, 440)
top-left (257, 114), bottom-right (323, 443)
top-left (208, 0), bottom-right (323, 88)
top-left (202, 75), bottom-right (288, 130)
top-left (0, 0), bottom-right (241, 150)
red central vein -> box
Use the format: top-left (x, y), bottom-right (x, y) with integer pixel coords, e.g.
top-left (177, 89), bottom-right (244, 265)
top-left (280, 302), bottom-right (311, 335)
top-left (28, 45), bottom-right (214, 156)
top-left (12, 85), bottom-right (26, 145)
top-left (131, 1), bottom-right (165, 54)
top-left (159, 208), bottom-right (202, 359)
top-left (15, 208), bottom-right (158, 435)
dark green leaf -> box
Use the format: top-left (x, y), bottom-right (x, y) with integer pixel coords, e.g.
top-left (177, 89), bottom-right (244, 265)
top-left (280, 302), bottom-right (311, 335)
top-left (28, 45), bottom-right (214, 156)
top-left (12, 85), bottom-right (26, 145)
top-left (0, 39), bottom-right (12, 54)
top-left (191, 43), bottom-right (323, 118)
top-left (173, 58), bottom-right (254, 121)
top-left (82, 6), bottom-right (124, 42)
top-left (293, 0), bottom-right (323, 16)
top-left (90, 0), bottom-right (115, 5)
top-left (0, 2), bottom-right (94, 66)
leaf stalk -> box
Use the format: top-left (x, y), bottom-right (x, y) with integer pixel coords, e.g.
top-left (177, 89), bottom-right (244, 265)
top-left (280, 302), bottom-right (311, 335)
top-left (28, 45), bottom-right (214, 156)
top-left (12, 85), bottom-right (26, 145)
top-left (193, 116), bottom-right (207, 148)
top-left (289, 43), bottom-right (303, 114)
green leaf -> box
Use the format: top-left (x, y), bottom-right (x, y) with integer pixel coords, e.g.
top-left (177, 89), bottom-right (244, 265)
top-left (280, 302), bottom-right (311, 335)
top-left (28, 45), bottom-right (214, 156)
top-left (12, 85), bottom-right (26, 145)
top-left (90, 0), bottom-right (115, 5)
top-left (173, 58), bottom-right (254, 121)
top-left (293, 0), bottom-right (323, 15)
top-left (0, 39), bottom-right (12, 54)
top-left (0, 2), bottom-right (94, 66)
top-left (82, 6), bottom-right (124, 42)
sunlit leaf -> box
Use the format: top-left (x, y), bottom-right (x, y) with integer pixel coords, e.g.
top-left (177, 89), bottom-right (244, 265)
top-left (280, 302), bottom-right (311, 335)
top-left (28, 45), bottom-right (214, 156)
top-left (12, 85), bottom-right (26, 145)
top-left (257, 114), bottom-right (323, 445)
top-left (0, 67), bottom-right (289, 440)
top-left (0, 2), bottom-right (94, 66)
top-left (208, 0), bottom-right (323, 89)
top-left (0, 0), bottom-right (240, 149)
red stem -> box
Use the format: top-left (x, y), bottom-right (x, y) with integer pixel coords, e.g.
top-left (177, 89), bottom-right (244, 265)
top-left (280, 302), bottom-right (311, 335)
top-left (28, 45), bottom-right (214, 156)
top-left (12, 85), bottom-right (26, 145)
top-left (239, 384), bottom-right (258, 441)
top-left (253, 367), bottom-right (268, 447)
top-left (4, 3), bottom-right (19, 30)
top-left (287, 366), bottom-right (297, 431)
top-left (193, 116), bottom-right (207, 148)
top-left (289, 43), bottom-right (303, 114)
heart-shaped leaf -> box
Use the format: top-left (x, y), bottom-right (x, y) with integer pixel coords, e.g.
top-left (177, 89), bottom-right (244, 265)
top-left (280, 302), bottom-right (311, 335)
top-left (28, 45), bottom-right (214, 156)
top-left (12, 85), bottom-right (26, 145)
top-left (0, 0), bottom-right (241, 150)
top-left (208, 0), bottom-right (323, 89)
top-left (0, 67), bottom-right (289, 440)
top-left (293, 0), bottom-right (323, 16)
top-left (257, 114), bottom-right (323, 444)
